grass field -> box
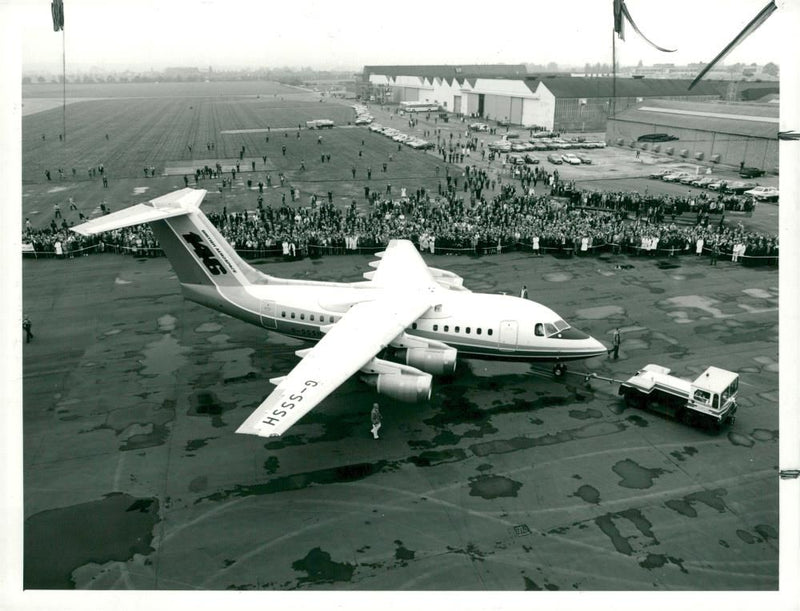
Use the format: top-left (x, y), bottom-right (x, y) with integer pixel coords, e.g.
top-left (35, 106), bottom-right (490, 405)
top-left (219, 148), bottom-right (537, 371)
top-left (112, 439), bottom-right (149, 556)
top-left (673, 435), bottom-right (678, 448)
top-left (21, 81), bottom-right (458, 228)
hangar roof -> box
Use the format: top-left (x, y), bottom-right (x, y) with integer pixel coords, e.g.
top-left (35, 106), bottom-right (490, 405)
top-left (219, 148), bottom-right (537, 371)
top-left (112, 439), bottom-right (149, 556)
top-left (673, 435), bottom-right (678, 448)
top-left (363, 64), bottom-right (527, 79)
top-left (526, 76), bottom-right (722, 99)
top-left (610, 99), bottom-right (778, 138)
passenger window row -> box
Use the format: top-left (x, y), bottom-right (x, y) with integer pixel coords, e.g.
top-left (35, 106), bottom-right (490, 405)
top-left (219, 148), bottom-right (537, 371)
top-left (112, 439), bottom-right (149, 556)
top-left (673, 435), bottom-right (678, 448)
top-left (410, 322), bottom-right (494, 336)
top-left (280, 310), bottom-right (340, 324)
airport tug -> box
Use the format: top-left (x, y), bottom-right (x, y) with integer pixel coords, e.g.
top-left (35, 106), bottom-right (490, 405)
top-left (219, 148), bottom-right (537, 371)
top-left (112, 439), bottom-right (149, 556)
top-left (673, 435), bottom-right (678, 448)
top-left (618, 364), bottom-right (738, 429)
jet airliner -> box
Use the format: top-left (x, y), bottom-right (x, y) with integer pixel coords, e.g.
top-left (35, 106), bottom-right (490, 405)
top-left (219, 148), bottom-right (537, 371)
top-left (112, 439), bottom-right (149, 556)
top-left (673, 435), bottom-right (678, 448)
top-left (72, 188), bottom-right (607, 437)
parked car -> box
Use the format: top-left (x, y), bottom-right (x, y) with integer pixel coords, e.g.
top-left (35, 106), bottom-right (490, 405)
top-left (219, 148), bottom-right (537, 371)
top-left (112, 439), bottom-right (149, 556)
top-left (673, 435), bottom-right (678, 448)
top-left (355, 116), bottom-right (373, 125)
top-left (743, 186), bottom-right (779, 201)
top-left (739, 166), bottom-right (765, 178)
top-left (368, 123), bottom-right (384, 132)
top-left (507, 154), bottom-right (526, 165)
top-left (524, 153), bottom-right (540, 164)
top-left (470, 122), bottom-right (489, 131)
top-left (488, 140), bottom-right (512, 152)
top-left (547, 154), bottom-right (563, 164)
top-left (679, 174), bottom-right (701, 185)
top-left (662, 172), bottom-right (692, 182)
top-left (576, 154), bottom-right (592, 164)
top-left (649, 169), bottom-right (674, 179)
top-left (690, 176), bottom-right (715, 188)
top-left (511, 141), bottom-right (534, 152)
top-left (503, 131), bottom-right (521, 139)
top-left (561, 153), bottom-right (582, 165)
top-left (708, 180), bottom-right (729, 191)
top-left (726, 181), bottom-right (757, 194)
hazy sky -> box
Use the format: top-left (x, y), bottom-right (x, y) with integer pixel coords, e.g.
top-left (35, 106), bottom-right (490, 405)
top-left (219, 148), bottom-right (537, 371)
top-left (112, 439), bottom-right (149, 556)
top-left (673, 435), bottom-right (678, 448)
top-left (3, 0), bottom-right (788, 72)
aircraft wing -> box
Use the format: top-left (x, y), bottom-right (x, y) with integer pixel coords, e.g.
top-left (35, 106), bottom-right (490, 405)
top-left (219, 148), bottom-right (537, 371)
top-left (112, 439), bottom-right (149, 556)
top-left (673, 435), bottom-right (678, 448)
top-left (236, 289), bottom-right (434, 437)
top-left (364, 239), bottom-right (436, 287)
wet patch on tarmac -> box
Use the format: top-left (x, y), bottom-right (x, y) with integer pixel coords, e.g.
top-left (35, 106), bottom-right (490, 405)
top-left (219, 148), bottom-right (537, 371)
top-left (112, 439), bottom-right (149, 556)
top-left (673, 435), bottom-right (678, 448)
top-left (197, 460), bottom-right (392, 503)
top-left (542, 271), bottom-right (573, 283)
top-left (752, 355), bottom-right (779, 373)
top-left (469, 421), bottom-right (626, 457)
top-left (188, 476), bottom-right (208, 492)
top-left (669, 446), bottom-right (698, 462)
top-left (639, 553), bottom-right (688, 573)
top-left (157, 314), bottom-right (177, 331)
top-left (594, 508), bottom-right (658, 556)
top-left (187, 391), bottom-right (237, 428)
top-left (571, 484), bottom-right (601, 504)
top-left (625, 414), bottom-right (649, 428)
top-left (408, 448), bottom-right (468, 467)
top-left (568, 408), bottom-right (603, 420)
top-left (212, 347), bottom-right (257, 383)
top-left (656, 261), bottom-right (681, 270)
top-left (86, 399), bottom-right (176, 450)
top-left (468, 474), bottom-right (523, 499)
top-left (664, 489), bottom-right (728, 518)
top-left (751, 429), bottom-right (778, 442)
top-left (24, 493), bottom-right (159, 589)
top-left (195, 322), bottom-right (223, 333)
top-left (612, 459), bottom-right (667, 489)
top-left (663, 295), bottom-right (732, 320)
top-left (139, 334), bottom-right (190, 377)
top-left (523, 576), bottom-right (560, 590)
top-left (291, 547), bottom-right (355, 586)
top-left (263, 456), bottom-right (280, 473)
top-left (573, 305), bottom-right (625, 320)
top-left (185, 436), bottom-right (217, 454)
top-left (394, 540), bottom-right (416, 563)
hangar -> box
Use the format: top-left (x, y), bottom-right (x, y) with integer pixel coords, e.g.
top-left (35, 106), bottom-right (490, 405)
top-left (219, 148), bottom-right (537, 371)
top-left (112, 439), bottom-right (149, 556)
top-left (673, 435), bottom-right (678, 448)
top-left (360, 66), bottom-right (722, 131)
top-left (606, 99), bottom-right (779, 173)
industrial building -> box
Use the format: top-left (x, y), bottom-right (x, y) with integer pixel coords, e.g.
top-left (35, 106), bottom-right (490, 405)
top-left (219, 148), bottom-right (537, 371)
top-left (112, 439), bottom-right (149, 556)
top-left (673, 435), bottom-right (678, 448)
top-left (359, 65), bottom-right (724, 131)
top-left (606, 99), bottom-right (779, 172)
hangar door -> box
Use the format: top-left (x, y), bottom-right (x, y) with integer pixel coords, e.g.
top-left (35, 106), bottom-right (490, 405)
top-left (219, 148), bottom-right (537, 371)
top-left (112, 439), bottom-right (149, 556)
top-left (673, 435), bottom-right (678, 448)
top-left (453, 95), bottom-right (462, 114)
top-left (509, 97), bottom-right (523, 124)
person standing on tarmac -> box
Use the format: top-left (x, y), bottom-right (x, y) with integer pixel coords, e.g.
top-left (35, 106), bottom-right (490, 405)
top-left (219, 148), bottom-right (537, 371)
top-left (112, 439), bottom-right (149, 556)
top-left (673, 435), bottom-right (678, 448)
top-left (611, 328), bottom-right (621, 360)
top-left (23, 315), bottom-right (33, 343)
top-left (370, 403), bottom-right (382, 439)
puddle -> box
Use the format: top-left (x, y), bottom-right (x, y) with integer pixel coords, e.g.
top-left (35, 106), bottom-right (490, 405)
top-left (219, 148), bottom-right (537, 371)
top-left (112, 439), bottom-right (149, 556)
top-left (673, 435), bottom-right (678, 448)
top-left (573, 305), bottom-right (625, 320)
top-left (568, 408), bottom-right (603, 420)
top-left (666, 311), bottom-right (693, 324)
top-left (187, 391), bottom-right (236, 427)
top-left (291, 548), bottom-right (355, 585)
top-left (572, 484), bottom-right (600, 504)
top-left (24, 493), bottom-right (159, 589)
top-left (139, 334), bottom-right (190, 377)
top-left (543, 272), bottom-right (573, 282)
top-left (752, 356), bottom-right (779, 373)
top-left (408, 448), bottom-right (468, 467)
top-left (728, 432), bottom-right (755, 447)
top-left (611, 459), bottom-right (667, 489)
top-left (663, 295), bottom-right (732, 319)
top-left (394, 540), bottom-right (416, 563)
top-left (157, 314), bottom-right (177, 332)
top-left (468, 475), bottom-right (523, 499)
top-left (212, 347), bottom-right (257, 382)
top-left (742, 288), bottom-right (774, 299)
top-left (196, 322), bottom-right (223, 333)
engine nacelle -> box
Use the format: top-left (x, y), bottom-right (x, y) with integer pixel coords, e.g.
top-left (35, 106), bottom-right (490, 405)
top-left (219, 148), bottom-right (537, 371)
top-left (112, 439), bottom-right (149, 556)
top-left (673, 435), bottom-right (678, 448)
top-left (374, 373), bottom-right (432, 403)
top-left (404, 347), bottom-right (457, 376)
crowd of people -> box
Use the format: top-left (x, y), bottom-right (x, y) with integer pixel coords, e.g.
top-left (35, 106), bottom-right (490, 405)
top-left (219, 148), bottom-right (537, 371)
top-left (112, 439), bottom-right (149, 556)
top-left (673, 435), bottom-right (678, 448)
top-left (23, 174), bottom-right (778, 266)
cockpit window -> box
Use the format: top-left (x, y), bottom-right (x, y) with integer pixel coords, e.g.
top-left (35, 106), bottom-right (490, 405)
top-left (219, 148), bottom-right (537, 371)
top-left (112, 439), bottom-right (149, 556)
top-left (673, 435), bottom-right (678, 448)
top-left (554, 319), bottom-right (570, 332)
top-left (534, 323), bottom-right (544, 337)
top-left (544, 323), bottom-right (557, 336)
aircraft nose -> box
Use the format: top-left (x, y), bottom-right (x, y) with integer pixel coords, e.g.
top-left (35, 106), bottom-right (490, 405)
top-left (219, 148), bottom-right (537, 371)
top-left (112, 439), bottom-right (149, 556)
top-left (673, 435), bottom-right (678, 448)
top-left (585, 336), bottom-right (608, 358)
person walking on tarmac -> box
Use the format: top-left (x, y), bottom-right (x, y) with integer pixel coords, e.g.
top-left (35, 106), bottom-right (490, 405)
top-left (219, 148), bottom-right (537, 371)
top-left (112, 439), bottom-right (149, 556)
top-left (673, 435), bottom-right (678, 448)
top-left (23, 315), bottom-right (33, 343)
top-left (370, 403), bottom-right (382, 439)
top-left (610, 328), bottom-right (621, 360)
top-left (520, 285), bottom-right (528, 299)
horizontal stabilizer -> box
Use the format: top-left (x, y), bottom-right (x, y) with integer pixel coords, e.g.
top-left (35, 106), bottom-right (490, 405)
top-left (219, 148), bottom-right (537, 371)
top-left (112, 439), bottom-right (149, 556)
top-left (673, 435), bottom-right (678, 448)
top-left (71, 188), bottom-right (207, 236)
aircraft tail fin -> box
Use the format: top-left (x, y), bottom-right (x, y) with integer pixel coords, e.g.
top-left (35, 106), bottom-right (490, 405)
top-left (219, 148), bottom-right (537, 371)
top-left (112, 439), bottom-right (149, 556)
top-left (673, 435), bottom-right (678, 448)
top-left (72, 188), bottom-right (261, 288)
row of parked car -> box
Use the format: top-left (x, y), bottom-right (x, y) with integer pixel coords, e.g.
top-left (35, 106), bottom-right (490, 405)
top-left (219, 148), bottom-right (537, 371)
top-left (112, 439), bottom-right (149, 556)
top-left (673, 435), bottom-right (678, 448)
top-left (352, 104), bottom-right (374, 126)
top-left (488, 136), bottom-right (606, 154)
top-left (367, 123), bottom-right (435, 150)
top-left (649, 168), bottom-right (779, 201)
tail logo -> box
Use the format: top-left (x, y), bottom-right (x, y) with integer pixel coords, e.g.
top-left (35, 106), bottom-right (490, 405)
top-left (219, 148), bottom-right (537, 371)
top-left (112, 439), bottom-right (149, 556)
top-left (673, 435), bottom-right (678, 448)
top-left (183, 231), bottom-right (227, 275)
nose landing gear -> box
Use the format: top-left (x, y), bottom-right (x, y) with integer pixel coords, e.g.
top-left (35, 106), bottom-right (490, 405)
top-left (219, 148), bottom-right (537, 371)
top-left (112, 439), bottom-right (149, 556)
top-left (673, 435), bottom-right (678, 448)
top-left (553, 363), bottom-right (566, 377)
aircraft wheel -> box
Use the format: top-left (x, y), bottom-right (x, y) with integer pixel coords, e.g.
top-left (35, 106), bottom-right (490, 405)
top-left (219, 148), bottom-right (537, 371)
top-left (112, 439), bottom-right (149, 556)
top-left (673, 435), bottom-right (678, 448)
top-left (553, 363), bottom-right (566, 377)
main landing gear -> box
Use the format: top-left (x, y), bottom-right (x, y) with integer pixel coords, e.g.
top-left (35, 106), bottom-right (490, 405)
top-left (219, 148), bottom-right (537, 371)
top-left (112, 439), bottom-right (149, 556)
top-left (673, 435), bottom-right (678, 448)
top-left (553, 362), bottom-right (566, 377)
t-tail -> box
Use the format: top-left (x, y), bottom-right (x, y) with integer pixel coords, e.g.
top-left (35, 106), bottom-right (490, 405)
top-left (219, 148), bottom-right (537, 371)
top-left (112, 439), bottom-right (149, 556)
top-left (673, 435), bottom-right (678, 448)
top-left (71, 188), bottom-right (265, 319)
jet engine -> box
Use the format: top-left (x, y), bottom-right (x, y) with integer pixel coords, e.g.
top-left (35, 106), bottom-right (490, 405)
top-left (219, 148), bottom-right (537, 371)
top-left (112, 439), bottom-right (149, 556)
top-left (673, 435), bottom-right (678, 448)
top-left (404, 347), bottom-right (457, 376)
top-left (360, 357), bottom-right (433, 403)
top-left (375, 372), bottom-right (432, 403)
